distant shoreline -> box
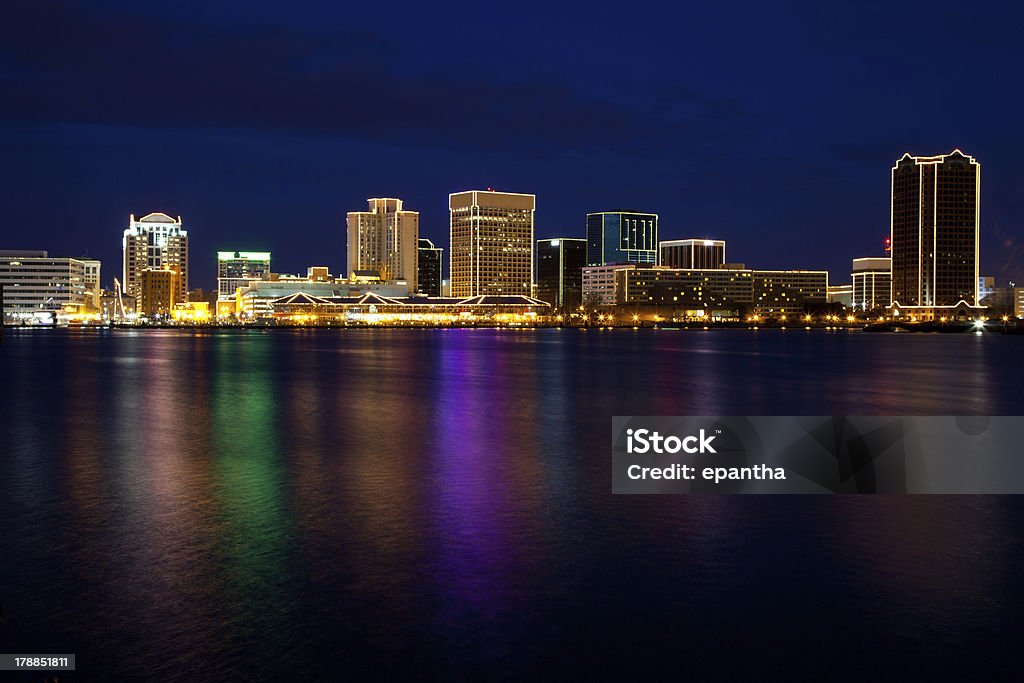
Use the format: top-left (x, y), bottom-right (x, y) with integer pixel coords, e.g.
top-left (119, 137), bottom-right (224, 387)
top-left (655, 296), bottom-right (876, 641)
top-left (1, 321), bottom-right (1019, 334)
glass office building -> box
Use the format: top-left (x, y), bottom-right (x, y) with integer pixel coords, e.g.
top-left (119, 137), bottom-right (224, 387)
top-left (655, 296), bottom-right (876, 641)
top-left (586, 211), bottom-right (658, 266)
top-left (536, 238), bottom-right (587, 312)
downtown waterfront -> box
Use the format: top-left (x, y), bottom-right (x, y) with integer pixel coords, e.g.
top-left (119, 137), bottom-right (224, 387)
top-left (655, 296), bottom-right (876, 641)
top-left (1, 329), bottom-right (1023, 680)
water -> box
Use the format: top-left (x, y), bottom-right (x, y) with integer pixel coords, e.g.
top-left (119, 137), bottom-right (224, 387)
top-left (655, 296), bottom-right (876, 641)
top-left (1, 328), bottom-right (1023, 680)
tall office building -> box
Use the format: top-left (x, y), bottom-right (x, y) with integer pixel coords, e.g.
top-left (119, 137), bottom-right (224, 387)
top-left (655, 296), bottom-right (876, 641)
top-left (852, 257), bottom-right (891, 310)
top-left (0, 250), bottom-right (88, 321)
top-left (891, 150), bottom-right (980, 309)
top-left (449, 190), bottom-right (535, 297)
top-left (417, 238), bottom-right (443, 297)
top-left (346, 198), bottom-right (419, 294)
top-left (218, 251), bottom-right (271, 300)
top-left (122, 213), bottom-right (189, 302)
top-left (536, 238), bottom-right (587, 312)
top-left (659, 239), bottom-right (726, 269)
top-left (586, 211), bottom-right (658, 266)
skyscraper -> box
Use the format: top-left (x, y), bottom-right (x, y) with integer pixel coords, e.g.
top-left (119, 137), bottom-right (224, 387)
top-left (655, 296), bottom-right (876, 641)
top-left (122, 213), bottom-right (189, 302)
top-left (890, 150), bottom-right (980, 310)
top-left (346, 198), bottom-right (419, 294)
top-left (586, 211), bottom-right (658, 266)
top-left (417, 238), bottom-right (443, 297)
top-left (218, 251), bottom-right (271, 301)
top-left (449, 190), bottom-right (535, 298)
top-left (659, 239), bottom-right (726, 269)
top-left (536, 238), bottom-right (587, 312)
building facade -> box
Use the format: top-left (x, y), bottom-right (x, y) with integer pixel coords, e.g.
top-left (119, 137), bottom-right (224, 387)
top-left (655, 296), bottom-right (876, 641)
top-left (536, 238), bottom-right (587, 312)
top-left (659, 239), bottom-right (726, 269)
top-left (449, 190), bottom-right (535, 298)
top-left (346, 198), bottom-right (419, 294)
top-left (891, 150), bottom-right (980, 310)
top-left (614, 266), bottom-right (827, 317)
top-left (0, 250), bottom-right (88, 321)
top-left (617, 267), bottom-right (754, 316)
top-left (417, 238), bottom-right (443, 297)
top-left (752, 270), bottom-right (829, 314)
top-left (582, 264), bottom-right (637, 307)
top-left (827, 284), bottom-right (854, 307)
top-left (852, 257), bottom-right (891, 310)
top-left (217, 251), bottom-right (271, 300)
top-left (138, 268), bottom-right (180, 318)
top-left (123, 213), bottom-right (189, 302)
top-left (586, 211), bottom-right (658, 266)
top-left (78, 258), bottom-right (101, 310)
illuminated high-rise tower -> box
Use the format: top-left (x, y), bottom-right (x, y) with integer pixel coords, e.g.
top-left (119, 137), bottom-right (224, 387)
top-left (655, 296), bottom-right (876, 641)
top-left (890, 150), bottom-right (980, 308)
top-left (346, 198), bottom-right (419, 294)
top-left (449, 190), bottom-right (535, 298)
top-left (122, 213), bottom-right (189, 302)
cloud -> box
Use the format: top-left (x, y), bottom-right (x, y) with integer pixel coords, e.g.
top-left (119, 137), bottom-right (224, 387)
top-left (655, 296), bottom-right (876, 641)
top-left (1, 1), bottom-right (745, 158)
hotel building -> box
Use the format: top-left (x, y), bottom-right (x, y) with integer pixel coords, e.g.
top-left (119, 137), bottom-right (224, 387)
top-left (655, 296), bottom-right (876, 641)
top-left (659, 239), bottom-right (726, 269)
top-left (613, 266), bottom-right (828, 317)
top-left (852, 257), bottom-right (891, 310)
top-left (586, 211), bottom-right (658, 266)
top-left (218, 251), bottom-right (271, 301)
top-left (449, 190), bottom-right (535, 297)
top-left (536, 238), bottom-right (587, 312)
top-left (347, 198), bottom-right (419, 294)
top-left (0, 250), bottom-right (88, 321)
top-left (417, 238), bottom-right (443, 297)
top-left (890, 150), bottom-right (980, 318)
top-left (123, 213), bottom-right (189, 302)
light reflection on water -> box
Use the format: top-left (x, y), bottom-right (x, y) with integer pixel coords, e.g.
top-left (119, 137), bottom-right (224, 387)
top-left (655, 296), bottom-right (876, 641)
top-left (0, 328), bottom-right (1022, 679)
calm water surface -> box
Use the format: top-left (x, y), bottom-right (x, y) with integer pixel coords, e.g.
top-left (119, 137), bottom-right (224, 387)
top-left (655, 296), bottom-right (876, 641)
top-left (1, 328), bottom-right (1023, 680)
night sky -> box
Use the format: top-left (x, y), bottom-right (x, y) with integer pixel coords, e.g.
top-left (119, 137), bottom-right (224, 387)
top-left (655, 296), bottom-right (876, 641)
top-left (4, 0), bottom-right (1024, 289)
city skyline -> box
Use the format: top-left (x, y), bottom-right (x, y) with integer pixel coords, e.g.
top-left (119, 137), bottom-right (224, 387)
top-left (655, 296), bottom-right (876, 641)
top-left (5, 2), bottom-right (1024, 291)
top-left (3, 151), bottom-right (1015, 296)
top-left (4, 155), bottom-right (1002, 297)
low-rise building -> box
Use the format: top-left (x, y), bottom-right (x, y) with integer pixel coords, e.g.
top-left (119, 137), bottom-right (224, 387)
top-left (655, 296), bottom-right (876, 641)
top-left (582, 264), bottom-right (636, 308)
top-left (234, 278), bottom-right (412, 320)
top-left (852, 257), bottom-right (891, 310)
top-left (0, 250), bottom-right (89, 322)
top-left (269, 292), bottom-right (550, 325)
top-left (611, 266), bottom-right (828, 318)
top-left (827, 284), bottom-right (853, 308)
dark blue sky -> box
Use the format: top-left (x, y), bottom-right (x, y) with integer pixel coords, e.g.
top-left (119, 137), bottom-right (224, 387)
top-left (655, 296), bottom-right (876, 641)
top-left (3, 0), bottom-right (1024, 288)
